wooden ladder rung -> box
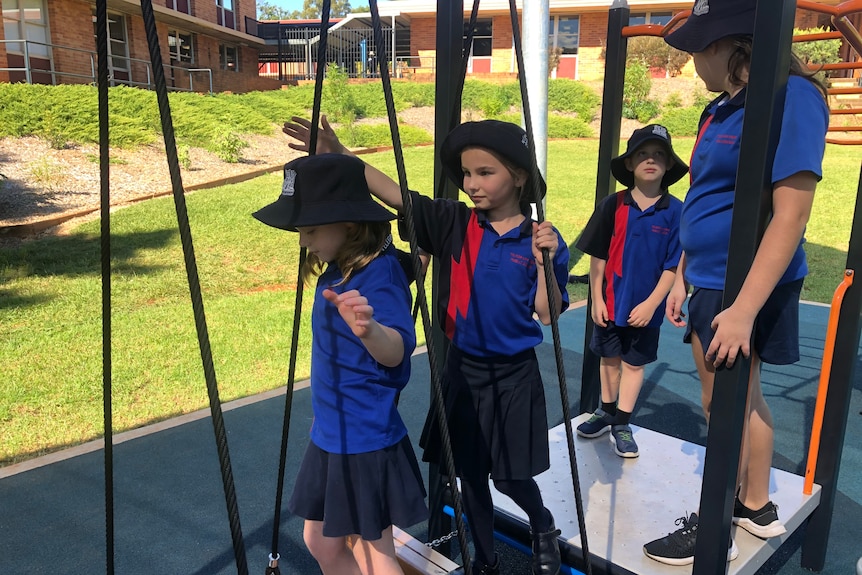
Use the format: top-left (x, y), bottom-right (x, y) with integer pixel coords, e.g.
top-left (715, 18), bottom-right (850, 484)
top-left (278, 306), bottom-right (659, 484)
top-left (828, 126), bottom-right (862, 132)
top-left (832, 108), bottom-right (862, 115)
top-left (826, 137), bottom-right (862, 145)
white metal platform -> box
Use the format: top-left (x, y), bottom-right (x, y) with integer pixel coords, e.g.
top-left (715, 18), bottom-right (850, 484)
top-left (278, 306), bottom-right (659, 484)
top-left (491, 413), bottom-right (822, 575)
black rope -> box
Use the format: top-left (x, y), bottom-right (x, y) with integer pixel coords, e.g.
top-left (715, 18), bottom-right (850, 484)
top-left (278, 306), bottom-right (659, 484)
top-left (369, 1), bottom-right (473, 573)
top-left (266, 3), bottom-right (331, 573)
top-left (507, 1), bottom-right (592, 573)
top-left (138, 2), bottom-right (248, 573)
top-left (96, 0), bottom-right (114, 573)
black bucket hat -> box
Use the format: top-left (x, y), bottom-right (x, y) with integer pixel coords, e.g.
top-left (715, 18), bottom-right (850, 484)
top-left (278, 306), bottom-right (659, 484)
top-left (252, 153), bottom-right (394, 231)
top-left (440, 119), bottom-right (546, 199)
top-left (610, 124), bottom-right (689, 189)
top-left (665, 0), bottom-right (756, 53)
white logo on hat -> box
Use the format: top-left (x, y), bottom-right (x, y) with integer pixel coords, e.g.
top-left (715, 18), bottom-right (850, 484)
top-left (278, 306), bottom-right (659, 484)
top-left (521, 134), bottom-right (529, 148)
top-left (652, 125), bottom-right (669, 140)
top-left (693, 0), bottom-right (709, 16)
top-left (282, 169), bottom-right (297, 196)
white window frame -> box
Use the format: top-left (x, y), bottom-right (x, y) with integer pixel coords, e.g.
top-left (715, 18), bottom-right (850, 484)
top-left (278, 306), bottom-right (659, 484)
top-left (168, 29), bottom-right (194, 64)
top-left (220, 43), bottom-right (238, 72)
top-left (3, 0), bottom-right (50, 58)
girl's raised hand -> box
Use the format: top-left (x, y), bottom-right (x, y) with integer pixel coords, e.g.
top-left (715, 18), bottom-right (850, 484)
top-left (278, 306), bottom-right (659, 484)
top-left (322, 288), bottom-right (376, 338)
top-left (282, 115), bottom-right (344, 155)
top-left (532, 221), bottom-right (559, 266)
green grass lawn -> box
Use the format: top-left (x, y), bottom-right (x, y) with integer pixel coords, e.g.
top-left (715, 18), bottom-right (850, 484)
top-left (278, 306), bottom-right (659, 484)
top-left (0, 140), bottom-right (858, 466)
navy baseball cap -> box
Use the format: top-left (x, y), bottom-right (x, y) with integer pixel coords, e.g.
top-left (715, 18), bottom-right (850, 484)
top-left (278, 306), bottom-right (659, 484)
top-left (665, 0), bottom-right (756, 53)
top-left (252, 153), bottom-right (394, 232)
top-left (440, 119), bottom-right (546, 200)
top-left (610, 124), bottom-right (689, 189)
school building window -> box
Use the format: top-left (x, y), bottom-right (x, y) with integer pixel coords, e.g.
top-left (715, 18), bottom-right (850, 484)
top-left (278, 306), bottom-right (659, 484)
top-left (166, 0), bottom-right (191, 14)
top-left (550, 15), bottom-right (579, 55)
top-left (464, 19), bottom-right (493, 57)
top-left (216, 0), bottom-right (236, 30)
top-left (220, 44), bottom-right (238, 71)
top-left (168, 30), bottom-right (194, 64)
top-left (92, 11), bottom-right (130, 73)
top-left (629, 12), bottom-right (673, 26)
top-left (3, 0), bottom-right (49, 58)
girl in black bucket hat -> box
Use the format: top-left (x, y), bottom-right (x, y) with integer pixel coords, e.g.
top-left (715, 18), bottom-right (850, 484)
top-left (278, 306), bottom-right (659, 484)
top-left (643, 0), bottom-right (830, 566)
top-left (253, 153), bottom-right (429, 575)
top-left (284, 116), bottom-right (569, 575)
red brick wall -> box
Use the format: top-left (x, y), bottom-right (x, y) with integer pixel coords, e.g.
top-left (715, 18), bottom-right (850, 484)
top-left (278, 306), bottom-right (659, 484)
top-left (47, 0), bottom-right (98, 84)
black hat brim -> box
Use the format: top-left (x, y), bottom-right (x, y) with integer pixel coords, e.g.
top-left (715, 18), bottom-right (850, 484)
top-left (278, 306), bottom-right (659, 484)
top-left (610, 144), bottom-right (689, 189)
top-left (252, 199), bottom-right (395, 232)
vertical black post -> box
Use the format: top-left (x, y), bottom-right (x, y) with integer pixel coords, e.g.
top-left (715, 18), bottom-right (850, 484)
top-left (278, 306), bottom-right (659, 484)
top-left (801, 164), bottom-right (862, 570)
top-left (427, 0), bottom-right (463, 555)
top-left (692, 1), bottom-right (794, 573)
top-left (580, 0), bottom-right (628, 413)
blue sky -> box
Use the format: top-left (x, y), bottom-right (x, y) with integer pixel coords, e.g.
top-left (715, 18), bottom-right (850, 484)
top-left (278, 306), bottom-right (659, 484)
top-left (268, 0), bottom-right (306, 12)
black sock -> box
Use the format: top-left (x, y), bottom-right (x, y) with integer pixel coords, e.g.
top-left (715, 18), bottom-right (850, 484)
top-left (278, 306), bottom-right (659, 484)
top-left (601, 401), bottom-right (617, 417)
top-left (615, 409), bottom-right (632, 426)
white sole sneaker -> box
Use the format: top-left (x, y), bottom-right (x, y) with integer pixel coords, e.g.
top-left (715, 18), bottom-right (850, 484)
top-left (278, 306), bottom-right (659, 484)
top-left (733, 517), bottom-right (787, 539)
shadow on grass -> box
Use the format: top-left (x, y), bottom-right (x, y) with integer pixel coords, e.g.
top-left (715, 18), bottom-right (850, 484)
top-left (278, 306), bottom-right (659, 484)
top-left (0, 227), bottom-right (178, 309)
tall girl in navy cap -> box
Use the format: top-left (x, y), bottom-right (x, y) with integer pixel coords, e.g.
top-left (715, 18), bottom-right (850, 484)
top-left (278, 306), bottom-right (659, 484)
top-left (642, 0), bottom-right (830, 566)
top-left (253, 153), bottom-right (428, 575)
top-left (284, 117), bottom-right (570, 575)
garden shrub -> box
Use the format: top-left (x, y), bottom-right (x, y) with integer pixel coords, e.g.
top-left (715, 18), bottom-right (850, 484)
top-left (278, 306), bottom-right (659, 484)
top-left (335, 123), bottom-right (431, 148)
top-left (622, 60), bottom-right (660, 122)
top-left (548, 79), bottom-right (600, 120)
top-left (627, 36), bottom-right (690, 77)
top-left (657, 106), bottom-right (703, 137)
top-left (793, 27), bottom-right (842, 85)
top-left (548, 114), bottom-right (593, 139)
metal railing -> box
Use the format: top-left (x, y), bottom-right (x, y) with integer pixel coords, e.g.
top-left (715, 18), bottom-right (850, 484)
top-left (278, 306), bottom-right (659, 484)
top-left (1, 39), bottom-right (213, 94)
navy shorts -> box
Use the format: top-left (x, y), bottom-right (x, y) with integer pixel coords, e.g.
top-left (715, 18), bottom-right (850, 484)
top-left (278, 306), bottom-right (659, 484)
top-left (288, 436), bottom-right (428, 540)
top-left (683, 278), bottom-right (803, 365)
top-left (590, 323), bottom-right (660, 367)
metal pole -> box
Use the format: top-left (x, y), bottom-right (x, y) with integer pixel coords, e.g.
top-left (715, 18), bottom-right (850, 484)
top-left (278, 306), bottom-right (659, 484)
top-left (427, 0), bottom-right (463, 555)
top-left (522, 0), bottom-right (549, 214)
top-left (581, 0), bottom-right (628, 413)
top-left (801, 164), bottom-right (862, 570)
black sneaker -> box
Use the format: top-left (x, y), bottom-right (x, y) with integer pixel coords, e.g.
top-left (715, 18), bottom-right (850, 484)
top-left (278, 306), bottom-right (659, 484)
top-left (643, 513), bottom-right (739, 566)
top-left (733, 497), bottom-right (787, 538)
top-left (576, 409), bottom-right (613, 438)
top-left (610, 424), bottom-right (639, 458)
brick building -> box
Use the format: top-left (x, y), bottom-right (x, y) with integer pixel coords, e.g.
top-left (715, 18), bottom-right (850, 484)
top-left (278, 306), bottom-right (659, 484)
top-left (258, 0), bottom-right (837, 82)
top-left (1, 0), bottom-right (283, 93)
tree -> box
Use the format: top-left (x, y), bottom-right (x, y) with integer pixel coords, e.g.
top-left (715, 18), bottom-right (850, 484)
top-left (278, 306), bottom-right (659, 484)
top-left (299, 0), bottom-right (353, 18)
top-left (257, 1), bottom-right (296, 20)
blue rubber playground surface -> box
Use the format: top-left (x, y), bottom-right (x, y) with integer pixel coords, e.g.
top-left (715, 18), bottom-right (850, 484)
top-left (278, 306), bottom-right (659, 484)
top-left (1, 301), bottom-right (860, 575)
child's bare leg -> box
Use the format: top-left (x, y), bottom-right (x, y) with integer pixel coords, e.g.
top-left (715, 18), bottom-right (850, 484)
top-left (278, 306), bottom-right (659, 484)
top-left (303, 520), bottom-right (362, 575)
top-left (738, 354), bottom-right (773, 510)
top-left (600, 356), bottom-right (622, 404)
top-left (617, 362), bottom-right (645, 414)
top-left (351, 527), bottom-right (404, 575)
top-left (689, 333), bottom-right (716, 422)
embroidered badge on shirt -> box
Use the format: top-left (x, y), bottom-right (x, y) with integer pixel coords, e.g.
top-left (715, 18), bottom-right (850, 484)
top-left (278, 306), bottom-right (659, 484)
top-left (282, 169), bottom-right (297, 196)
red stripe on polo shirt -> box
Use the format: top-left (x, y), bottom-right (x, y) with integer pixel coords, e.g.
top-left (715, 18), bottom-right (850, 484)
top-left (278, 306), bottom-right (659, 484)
top-left (690, 114), bottom-right (714, 184)
top-left (445, 211), bottom-right (484, 340)
top-left (605, 192), bottom-right (628, 322)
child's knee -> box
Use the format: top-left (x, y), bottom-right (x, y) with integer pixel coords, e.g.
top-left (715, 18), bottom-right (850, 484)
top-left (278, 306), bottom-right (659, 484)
top-left (303, 522), bottom-right (343, 561)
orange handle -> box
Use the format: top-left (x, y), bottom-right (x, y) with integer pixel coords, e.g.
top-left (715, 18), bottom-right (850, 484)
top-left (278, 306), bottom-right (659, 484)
top-left (804, 269), bottom-right (854, 495)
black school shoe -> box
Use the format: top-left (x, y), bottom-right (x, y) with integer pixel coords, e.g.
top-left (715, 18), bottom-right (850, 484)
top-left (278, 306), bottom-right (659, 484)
top-left (643, 512), bottom-right (739, 566)
top-left (531, 510), bottom-right (562, 575)
top-left (450, 555), bottom-right (499, 575)
top-left (733, 497), bottom-right (787, 538)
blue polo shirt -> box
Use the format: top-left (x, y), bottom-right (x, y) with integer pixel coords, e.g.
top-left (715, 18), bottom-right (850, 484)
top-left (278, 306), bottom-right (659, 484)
top-left (309, 244), bottom-right (417, 455)
top-left (681, 75), bottom-right (829, 290)
top-left (576, 190), bottom-right (682, 328)
top-left (408, 191), bottom-right (570, 357)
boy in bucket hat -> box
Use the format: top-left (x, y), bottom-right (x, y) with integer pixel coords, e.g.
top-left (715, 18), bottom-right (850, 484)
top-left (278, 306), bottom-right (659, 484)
top-left (644, 0), bottom-right (830, 566)
top-left (283, 116), bottom-right (569, 575)
top-left (253, 153), bottom-right (429, 575)
top-left (575, 124), bottom-right (687, 459)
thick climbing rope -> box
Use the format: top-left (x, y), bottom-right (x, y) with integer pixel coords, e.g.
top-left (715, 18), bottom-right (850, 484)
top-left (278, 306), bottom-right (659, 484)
top-left (506, 1), bottom-right (592, 573)
top-left (138, 1), bottom-right (248, 573)
top-left (265, 3), bottom-right (332, 574)
top-left (368, 1), bottom-right (476, 573)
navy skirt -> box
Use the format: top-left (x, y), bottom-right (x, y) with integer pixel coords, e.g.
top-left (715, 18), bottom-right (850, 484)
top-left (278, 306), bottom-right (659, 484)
top-left (420, 346), bottom-right (550, 480)
top-left (288, 435), bottom-right (429, 540)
